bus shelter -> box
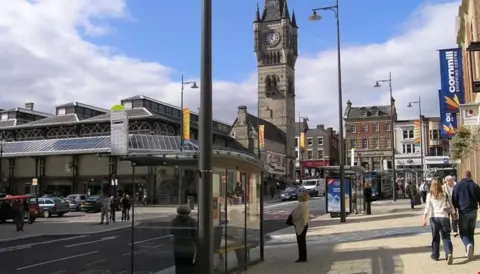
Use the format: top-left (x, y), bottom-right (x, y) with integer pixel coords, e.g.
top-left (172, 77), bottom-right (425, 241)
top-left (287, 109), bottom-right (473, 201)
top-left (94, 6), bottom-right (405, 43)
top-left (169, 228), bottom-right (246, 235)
top-left (120, 135), bottom-right (265, 273)
top-left (318, 166), bottom-right (367, 215)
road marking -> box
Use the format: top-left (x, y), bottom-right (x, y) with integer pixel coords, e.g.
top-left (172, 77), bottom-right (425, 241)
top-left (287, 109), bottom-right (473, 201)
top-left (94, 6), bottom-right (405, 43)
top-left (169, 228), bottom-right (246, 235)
top-left (16, 251), bottom-right (98, 270)
top-left (51, 271), bottom-right (67, 274)
top-left (65, 236), bottom-right (118, 248)
top-left (85, 259), bottom-right (105, 266)
top-left (0, 236), bottom-right (88, 254)
top-left (117, 271), bottom-right (127, 274)
top-left (121, 252), bottom-right (130, 256)
top-left (129, 235), bottom-right (171, 245)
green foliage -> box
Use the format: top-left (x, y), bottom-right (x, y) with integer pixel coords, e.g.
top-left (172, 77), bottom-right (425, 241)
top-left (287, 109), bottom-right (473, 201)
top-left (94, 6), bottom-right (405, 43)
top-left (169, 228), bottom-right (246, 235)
top-left (450, 126), bottom-right (477, 161)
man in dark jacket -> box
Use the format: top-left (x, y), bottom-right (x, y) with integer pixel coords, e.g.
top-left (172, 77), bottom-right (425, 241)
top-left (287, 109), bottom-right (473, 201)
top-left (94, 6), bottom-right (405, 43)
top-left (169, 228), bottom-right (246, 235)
top-left (452, 170), bottom-right (480, 260)
top-left (405, 181), bottom-right (416, 210)
top-left (363, 183), bottom-right (373, 215)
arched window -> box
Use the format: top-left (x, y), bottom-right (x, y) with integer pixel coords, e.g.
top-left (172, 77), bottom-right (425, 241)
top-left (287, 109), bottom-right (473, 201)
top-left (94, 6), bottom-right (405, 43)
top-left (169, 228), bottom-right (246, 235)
top-left (265, 76), bottom-right (272, 89)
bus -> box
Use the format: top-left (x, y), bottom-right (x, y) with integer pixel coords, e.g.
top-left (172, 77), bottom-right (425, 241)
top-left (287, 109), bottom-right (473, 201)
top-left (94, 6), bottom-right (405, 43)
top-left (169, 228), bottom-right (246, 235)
top-left (425, 168), bottom-right (457, 182)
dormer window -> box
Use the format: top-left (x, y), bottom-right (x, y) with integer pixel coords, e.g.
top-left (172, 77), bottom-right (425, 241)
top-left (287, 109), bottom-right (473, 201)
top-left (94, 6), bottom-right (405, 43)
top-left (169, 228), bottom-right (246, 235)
top-left (123, 101), bottom-right (132, 109)
top-left (57, 108), bottom-right (66, 115)
top-left (1, 113), bottom-right (7, 120)
top-left (361, 110), bottom-right (367, 117)
top-left (373, 110), bottom-right (379, 116)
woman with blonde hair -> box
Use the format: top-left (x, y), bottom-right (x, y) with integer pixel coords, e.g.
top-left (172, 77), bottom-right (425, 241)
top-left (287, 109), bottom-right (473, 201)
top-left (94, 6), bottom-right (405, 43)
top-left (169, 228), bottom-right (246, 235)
top-left (291, 191), bottom-right (310, 263)
top-left (422, 179), bottom-right (453, 265)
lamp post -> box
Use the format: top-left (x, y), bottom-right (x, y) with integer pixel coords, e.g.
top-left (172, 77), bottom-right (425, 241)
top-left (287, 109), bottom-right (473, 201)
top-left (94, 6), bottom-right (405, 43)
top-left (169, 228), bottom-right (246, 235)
top-left (179, 74), bottom-right (198, 204)
top-left (298, 114), bottom-right (308, 180)
top-left (408, 97), bottom-right (424, 181)
top-left (374, 72), bottom-right (397, 201)
top-left (0, 134), bottom-right (3, 192)
top-left (309, 0), bottom-right (346, 223)
top-left (198, 0), bottom-right (214, 272)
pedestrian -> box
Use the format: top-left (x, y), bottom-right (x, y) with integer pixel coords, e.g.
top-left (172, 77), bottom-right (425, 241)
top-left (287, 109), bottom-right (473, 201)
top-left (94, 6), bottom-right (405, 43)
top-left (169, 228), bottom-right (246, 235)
top-left (351, 186), bottom-right (358, 214)
top-left (405, 181), bottom-right (416, 210)
top-left (12, 200), bottom-right (24, 232)
top-left (420, 180), bottom-right (428, 203)
top-left (452, 170), bottom-right (480, 261)
top-left (100, 194), bottom-right (110, 225)
top-left (363, 183), bottom-right (372, 215)
top-left (110, 196), bottom-right (116, 223)
top-left (270, 184), bottom-right (276, 200)
top-left (170, 204), bottom-right (197, 274)
top-left (291, 191), bottom-right (309, 263)
top-left (443, 176), bottom-right (458, 237)
top-left (23, 199), bottom-right (30, 224)
top-left (121, 194), bottom-right (130, 221)
top-left (422, 179), bottom-right (453, 264)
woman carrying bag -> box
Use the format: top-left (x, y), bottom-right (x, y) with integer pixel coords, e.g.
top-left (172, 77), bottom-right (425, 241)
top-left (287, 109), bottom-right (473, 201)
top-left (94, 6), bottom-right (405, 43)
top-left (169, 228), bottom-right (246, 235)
top-left (422, 179), bottom-right (454, 265)
top-left (286, 192), bottom-right (310, 263)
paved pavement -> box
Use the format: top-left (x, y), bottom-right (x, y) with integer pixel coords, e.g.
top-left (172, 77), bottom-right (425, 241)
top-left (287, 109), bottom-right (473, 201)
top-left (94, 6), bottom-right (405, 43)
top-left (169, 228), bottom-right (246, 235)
top-left (243, 200), bottom-right (480, 274)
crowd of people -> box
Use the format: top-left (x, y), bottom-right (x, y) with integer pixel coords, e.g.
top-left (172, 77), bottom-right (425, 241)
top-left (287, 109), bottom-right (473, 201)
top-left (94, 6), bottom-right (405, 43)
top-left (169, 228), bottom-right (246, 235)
top-left (422, 170), bottom-right (480, 265)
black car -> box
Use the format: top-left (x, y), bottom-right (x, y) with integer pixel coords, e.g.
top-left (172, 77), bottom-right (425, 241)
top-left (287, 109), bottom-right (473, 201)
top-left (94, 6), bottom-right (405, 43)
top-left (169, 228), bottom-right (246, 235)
top-left (280, 186), bottom-right (306, 201)
top-left (79, 196), bottom-right (102, 213)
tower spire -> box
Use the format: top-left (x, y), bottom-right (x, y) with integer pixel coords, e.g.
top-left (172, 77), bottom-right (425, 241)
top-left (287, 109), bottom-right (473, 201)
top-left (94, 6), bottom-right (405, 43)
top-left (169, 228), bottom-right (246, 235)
top-left (291, 9), bottom-right (297, 28)
top-left (254, 2), bottom-right (261, 22)
top-left (282, 0), bottom-right (290, 19)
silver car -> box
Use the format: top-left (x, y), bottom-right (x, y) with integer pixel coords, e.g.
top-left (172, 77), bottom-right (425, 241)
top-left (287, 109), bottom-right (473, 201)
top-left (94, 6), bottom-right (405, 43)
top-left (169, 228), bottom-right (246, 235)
top-left (38, 197), bottom-right (70, 218)
top-left (66, 194), bottom-right (87, 211)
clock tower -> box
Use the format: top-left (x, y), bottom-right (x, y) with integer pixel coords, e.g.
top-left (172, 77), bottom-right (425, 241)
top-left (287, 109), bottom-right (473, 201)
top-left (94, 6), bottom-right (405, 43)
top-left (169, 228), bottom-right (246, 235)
top-left (254, 0), bottom-right (298, 178)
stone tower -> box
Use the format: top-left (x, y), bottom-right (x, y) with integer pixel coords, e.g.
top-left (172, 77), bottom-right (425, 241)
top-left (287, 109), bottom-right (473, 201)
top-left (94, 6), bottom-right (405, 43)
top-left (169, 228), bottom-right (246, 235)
top-left (254, 0), bottom-right (298, 178)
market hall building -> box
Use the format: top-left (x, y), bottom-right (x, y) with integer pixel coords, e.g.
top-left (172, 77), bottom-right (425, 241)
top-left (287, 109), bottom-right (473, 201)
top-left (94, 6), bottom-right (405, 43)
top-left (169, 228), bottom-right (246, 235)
top-left (0, 96), bottom-right (260, 204)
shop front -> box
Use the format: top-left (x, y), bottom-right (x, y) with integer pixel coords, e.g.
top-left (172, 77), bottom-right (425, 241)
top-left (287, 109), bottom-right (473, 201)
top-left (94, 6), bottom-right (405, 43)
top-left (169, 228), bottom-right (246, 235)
top-left (300, 159), bottom-right (330, 178)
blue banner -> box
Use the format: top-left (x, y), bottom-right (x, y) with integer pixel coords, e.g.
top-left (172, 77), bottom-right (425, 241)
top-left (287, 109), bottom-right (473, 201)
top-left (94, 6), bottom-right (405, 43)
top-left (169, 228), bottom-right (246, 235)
top-left (440, 112), bottom-right (457, 138)
top-left (326, 177), bottom-right (351, 213)
top-left (438, 48), bottom-right (464, 113)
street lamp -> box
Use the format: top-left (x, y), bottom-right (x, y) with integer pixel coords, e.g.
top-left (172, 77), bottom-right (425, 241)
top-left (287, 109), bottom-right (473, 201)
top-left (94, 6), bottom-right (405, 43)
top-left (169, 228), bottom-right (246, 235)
top-left (408, 97), bottom-right (424, 181)
top-left (198, 0), bottom-right (214, 272)
top-left (298, 114), bottom-right (309, 181)
top-left (309, 0), bottom-right (346, 223)
top-left (373, 72), bottom-right (397, 201)
top-left (179, 74), bottom-right (198, 204)
top-left (0, 134), bottom-right (3, 192)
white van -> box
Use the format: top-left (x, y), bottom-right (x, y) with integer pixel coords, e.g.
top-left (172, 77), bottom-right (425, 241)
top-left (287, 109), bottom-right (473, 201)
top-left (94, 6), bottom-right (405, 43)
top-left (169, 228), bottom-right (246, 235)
top-left (301, 179), bottom-right (325, 197)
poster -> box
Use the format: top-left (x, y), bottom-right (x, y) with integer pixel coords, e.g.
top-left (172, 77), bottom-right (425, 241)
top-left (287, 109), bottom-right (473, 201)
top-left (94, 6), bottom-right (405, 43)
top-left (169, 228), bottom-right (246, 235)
top-left (326, 177), bottom-right (351, 213)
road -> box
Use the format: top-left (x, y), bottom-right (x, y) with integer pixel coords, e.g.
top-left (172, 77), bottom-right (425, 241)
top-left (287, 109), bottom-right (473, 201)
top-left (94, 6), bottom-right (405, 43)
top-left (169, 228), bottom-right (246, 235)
top-left (0, 198), bottom-right (325, 273)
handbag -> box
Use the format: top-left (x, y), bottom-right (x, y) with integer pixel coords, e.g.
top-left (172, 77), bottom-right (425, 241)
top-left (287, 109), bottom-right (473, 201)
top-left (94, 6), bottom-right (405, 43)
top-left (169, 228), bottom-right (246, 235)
top-left (286, 214), bottom-right (293, 226)
top-left (443, 193), bottom-right (455, 215)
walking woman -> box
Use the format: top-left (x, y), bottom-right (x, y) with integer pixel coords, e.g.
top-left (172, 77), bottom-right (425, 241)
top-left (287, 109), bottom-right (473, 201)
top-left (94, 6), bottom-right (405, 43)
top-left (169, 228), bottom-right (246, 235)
top-left (363, 183), bottom-right (372, 215)
top-left (443, 176), bottom-right (458, 237)
top-left (291, 192), bottom-right (310, 263)
top-left (422, 179), bottom-right (453, 265)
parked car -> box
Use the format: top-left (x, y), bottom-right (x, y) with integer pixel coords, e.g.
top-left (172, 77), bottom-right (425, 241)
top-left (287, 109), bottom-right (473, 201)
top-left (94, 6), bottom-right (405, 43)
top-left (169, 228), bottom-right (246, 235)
top-left (301, 179), bottom-right (325, 197)
top-left (280, 185), bottom-right (306, 201)
top-left (0, 195), bottom-right (41, 223)
top-left (38, 197), bottom-right (70, 218)
top-left (79, 196), bottom-right (103, 213)
top-left (66, 194), bottom-right (88, 211)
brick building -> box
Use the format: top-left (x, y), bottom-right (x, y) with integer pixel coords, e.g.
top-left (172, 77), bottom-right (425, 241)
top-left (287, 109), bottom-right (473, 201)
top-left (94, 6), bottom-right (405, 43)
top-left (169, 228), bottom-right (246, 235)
top-left (344, 100), bottom-right (396, 171)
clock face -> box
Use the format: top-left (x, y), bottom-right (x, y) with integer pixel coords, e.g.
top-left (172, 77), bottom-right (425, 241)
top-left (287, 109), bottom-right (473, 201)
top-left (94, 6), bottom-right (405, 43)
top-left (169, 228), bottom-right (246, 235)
top-left (265, 31), bottom-right (280, 46)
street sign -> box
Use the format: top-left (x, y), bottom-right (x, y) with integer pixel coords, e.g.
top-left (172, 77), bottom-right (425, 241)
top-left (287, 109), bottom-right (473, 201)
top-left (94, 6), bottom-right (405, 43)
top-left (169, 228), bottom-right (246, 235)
top-left (32, 178), bottom-right (38, 186)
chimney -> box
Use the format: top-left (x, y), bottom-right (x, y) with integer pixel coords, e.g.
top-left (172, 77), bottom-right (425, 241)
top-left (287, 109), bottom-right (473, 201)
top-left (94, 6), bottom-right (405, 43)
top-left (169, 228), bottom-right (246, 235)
top-left (316, 124), bottom-right (325, 130)
top-left (237, 105), bottom-right (247, 125)
top-left (347, 100), bottom-right (352, 108)
top-left (25, 102), bottom-right (34, 110)
top-left (327, 127), bottom-right (333, 134)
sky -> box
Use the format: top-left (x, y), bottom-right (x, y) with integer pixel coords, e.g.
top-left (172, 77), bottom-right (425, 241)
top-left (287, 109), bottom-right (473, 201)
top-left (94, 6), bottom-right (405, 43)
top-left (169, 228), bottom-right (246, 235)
top-left (0, 0), bottom-right (460, 129)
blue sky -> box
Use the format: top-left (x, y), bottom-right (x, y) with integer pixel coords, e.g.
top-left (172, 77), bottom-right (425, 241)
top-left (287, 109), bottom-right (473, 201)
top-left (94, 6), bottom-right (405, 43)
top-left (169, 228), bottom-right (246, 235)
top-left (1, 0), bottom-right (458, 126)
top-left (85, 0), bottom-right (446, 82)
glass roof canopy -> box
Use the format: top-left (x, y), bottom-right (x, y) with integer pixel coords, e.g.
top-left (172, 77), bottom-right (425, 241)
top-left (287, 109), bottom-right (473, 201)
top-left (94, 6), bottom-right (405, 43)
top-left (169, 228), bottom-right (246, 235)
top-left (0, 135), bottom-right (255, 161)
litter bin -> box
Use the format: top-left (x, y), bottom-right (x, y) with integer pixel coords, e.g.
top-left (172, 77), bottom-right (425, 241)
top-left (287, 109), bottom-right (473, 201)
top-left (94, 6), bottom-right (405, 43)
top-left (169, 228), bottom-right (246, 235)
top-left (187, 196), bottom-right (195, 210)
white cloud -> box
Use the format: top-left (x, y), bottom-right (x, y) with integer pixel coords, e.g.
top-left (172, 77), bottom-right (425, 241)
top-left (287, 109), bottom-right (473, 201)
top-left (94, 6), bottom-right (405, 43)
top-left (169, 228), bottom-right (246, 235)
top-left (0, 0), bottom-right (458, 128)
